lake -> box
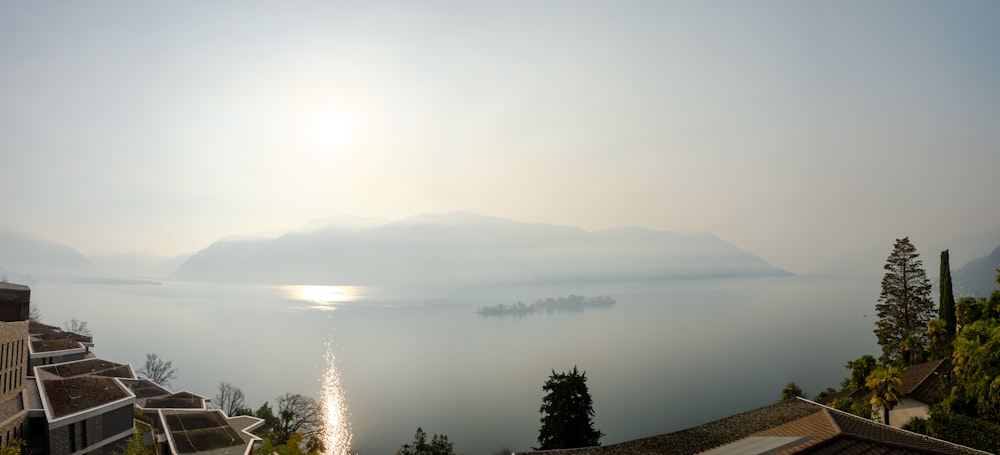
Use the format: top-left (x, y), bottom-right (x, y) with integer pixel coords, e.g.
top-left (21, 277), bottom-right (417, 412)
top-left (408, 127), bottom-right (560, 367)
top-left (29, 274), bottom-right (880, 454)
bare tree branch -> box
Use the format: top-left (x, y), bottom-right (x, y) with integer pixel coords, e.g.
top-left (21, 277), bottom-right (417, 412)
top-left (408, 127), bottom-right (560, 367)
top-left (215, 382), bottom-right (247, 416)
top-left (138, 353), bottom-right (177, 387)
top-left (276, 393), bottom-right (320, 443)
top-left (63, 317), bottom-right (91, 336)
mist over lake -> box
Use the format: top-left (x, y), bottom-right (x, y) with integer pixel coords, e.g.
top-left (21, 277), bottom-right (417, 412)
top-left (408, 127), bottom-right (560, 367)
top-left (31, 274), bottom-right (879, 454)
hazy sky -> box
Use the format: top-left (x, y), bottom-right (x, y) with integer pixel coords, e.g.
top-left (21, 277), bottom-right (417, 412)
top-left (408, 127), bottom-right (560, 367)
top-left (2, 1), bottom-right (998, 272)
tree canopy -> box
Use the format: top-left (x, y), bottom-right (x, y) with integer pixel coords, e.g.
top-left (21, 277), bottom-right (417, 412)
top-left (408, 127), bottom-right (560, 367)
top-left (536, 366), bottom-right (602, 450)
top-left (396, 428), bottom-right (455, 455)
top-left (780, 382), bottom-right (804, 400)
top-left (875, 237), bottom-right (935, 365)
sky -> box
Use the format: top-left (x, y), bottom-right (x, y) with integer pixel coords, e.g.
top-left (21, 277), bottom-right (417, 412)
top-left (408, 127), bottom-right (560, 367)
top-left (2, 1), bottom-right (999, 273)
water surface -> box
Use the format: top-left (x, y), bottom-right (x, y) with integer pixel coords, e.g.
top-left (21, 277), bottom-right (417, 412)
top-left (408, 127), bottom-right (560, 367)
top-left (30, 275), bottom-right (879, 454)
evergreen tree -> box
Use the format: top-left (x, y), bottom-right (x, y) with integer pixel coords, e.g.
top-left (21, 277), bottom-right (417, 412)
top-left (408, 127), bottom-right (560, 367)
top-left (536, 367), bottom-right (602, 450)
top-left (940, 250), bottom-right (956, 334)
top-left (844, 355), bottom-right (877, 391)
top-left (397, 428), bottom-right (455, 455)
top-left (875, 237), bottom-right (936, 364)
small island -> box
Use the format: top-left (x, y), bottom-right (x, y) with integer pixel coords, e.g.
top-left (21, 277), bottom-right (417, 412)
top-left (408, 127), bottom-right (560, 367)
top-left (476, 295), bottom-right (616, 317)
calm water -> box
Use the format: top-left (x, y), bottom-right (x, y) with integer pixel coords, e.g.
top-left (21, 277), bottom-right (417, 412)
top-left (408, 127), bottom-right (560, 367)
top-left (30, 275), bottom-right (879, 454)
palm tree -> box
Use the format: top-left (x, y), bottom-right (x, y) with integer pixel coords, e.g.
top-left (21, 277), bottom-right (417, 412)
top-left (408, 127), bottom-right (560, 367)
top-left (866, 365), bottom-right (902, 426)
top-left (927, 318), bottom-right (949, 359)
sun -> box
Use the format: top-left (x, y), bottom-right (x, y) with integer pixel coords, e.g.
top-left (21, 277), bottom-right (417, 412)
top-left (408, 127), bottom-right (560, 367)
top-left (310, 107), bottom-right (356, 151)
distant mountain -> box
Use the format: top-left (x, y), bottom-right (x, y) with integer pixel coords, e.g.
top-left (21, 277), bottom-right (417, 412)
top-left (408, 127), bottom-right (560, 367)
top-left (0, 226), bottom-right (100, 281)
top-left (88, 253), bottom-right (190, 279)
top-left (169, 212), bottom-right (790, 285)
top-left (954, 245), bottom-right (1000, 298)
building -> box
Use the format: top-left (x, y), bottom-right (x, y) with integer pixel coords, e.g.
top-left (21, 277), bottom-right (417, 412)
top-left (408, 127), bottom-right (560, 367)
top-left (817, 358), bottom-right (952, 428)
top-left (0, 282), bottom-right (31, 449)
top-left (32, 359), bottom-right (136, 455)
top-left (0, 283), bottom-right (263, 455)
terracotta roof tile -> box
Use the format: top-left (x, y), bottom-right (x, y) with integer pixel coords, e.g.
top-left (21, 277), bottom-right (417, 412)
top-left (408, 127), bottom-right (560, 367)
top-left (515, 399), bottom-right (989, 455)
top-left (900, 359), bottom-right (950, 404)
top-left (752, 409), bottom-right (839, 454)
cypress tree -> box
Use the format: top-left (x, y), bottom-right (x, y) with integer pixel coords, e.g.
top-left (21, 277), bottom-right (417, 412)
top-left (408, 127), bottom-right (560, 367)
top-left (940, 250), bottom-right (956, 334)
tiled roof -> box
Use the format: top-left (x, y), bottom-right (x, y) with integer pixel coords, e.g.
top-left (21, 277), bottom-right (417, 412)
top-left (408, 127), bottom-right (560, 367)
top-left (514, 399), bottom-right (822, 455)
top-left (899, 359), bottom-right (950, 404)
top-left (753, 407), bottom-right (837, 453)
top-left (816, 388), bottom-right (865, 406)
top-left (514, 399), bottom-right (988, 455)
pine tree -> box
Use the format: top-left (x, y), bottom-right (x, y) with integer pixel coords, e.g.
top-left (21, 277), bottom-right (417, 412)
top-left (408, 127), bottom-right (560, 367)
top-left (940, 250), bottom-right (956, 334)
top-left (536, 367), bottom-right (602, 450)
top-left (875, 237), bottom-right (935, 365)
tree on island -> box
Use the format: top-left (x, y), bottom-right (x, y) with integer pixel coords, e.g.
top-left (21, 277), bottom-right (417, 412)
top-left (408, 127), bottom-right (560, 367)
top-left (875, 237), bottom-right (935, 365)
top-left (138, 353), bottom-right (177, 387)
top-left (536, 366), bottom-right (602, 450)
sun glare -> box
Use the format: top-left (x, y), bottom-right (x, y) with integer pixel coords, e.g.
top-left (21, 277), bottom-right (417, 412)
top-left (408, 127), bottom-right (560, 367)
top-left (320, 342), bottom-right (352, 455)
top-left (286, 285), bottom-right (362, 311)
top-left (310, 108), bottom-right (355, 151)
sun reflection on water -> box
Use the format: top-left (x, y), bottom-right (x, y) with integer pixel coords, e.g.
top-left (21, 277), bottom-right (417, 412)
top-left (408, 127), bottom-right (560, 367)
top-left (285, 285), bottom-right (364, 311)
top-left (320, 342), bottom-right (352, 455)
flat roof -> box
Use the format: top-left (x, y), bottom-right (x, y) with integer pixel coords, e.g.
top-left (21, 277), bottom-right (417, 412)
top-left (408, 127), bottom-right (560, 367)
top-left (41, 376), bottom-right (131, 419)
top-left (37, 358), bottom-right (133, 379)
top-left (0, 283), bottom-right (30, 292)
top-left (160, 410), bottom-right (249, 455)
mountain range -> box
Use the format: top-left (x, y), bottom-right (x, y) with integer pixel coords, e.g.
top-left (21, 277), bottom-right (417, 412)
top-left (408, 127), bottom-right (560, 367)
top-left (7, 212), bottom-right (997, 289)
top-left (168, 212), bottom-right (790, 285)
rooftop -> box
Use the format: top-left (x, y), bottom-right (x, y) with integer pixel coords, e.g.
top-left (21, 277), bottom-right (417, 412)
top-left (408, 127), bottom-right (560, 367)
top-left (160, 410), bottom-right (256, 455)
top-left (119, 378), bottom-right (172, 398)
top-left (37, 358), bottom-right (133, 379)
top-left (514, 399), bottom-right (988, 455)
top-left (41, 376), bottom-right (131, 419)
top-left (899, 358), bottom-right (951, 404)
top-left (0, 283), bottom-right (30, 292)
top-left (144, 392), bottom-right (206, 410)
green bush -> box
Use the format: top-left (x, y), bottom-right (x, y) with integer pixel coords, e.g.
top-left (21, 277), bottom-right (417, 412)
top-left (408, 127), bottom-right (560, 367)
top-left (928, 411), bottom-right (1000, 453)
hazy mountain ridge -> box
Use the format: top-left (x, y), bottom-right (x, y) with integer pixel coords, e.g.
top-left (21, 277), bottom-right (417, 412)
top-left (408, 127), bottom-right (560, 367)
top-left (0, 226), bottom-right (100, 282)
top-left (169, 212), bottom-right (790, 285)
top-left (954, 245), bottom-right (1000, 298)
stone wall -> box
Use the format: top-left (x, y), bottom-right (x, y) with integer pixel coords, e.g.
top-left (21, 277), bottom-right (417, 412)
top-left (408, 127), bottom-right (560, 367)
top-left (0, 321), bottom-right (28, 403)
